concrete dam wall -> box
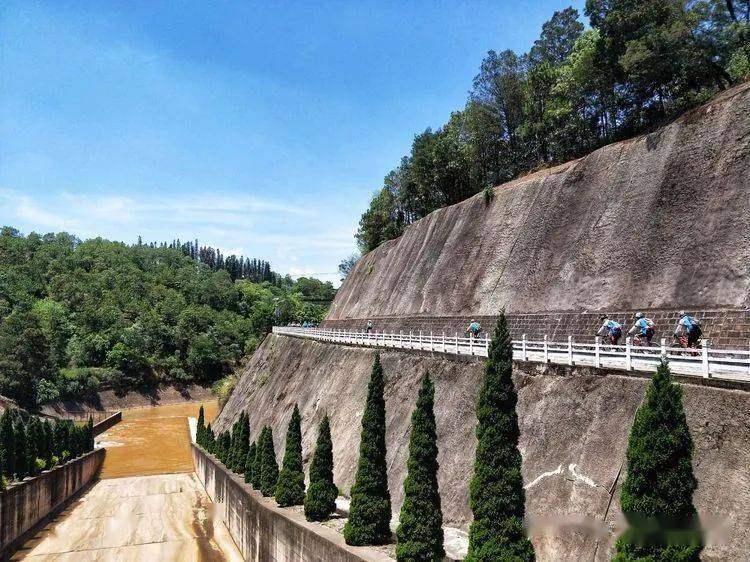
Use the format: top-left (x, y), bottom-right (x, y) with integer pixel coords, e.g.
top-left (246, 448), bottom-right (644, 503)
top-left (327, 83), bottom-right (750, 336)
top-left (0, 448), bottom-right (105, 558)
top-left (215, 334), bottom-right (750, 561)
top-left (192, 443), bottom-right (391, 562)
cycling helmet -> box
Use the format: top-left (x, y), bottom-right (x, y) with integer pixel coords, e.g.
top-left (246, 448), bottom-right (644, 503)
top-left (634, 312), bottom-right (644, 319)
top-left (599, 315), bottom-right (607, 322)
top-left (679, 310), bottom-right (686, 316)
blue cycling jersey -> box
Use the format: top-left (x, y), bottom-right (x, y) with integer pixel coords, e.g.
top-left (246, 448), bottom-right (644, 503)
top-left (636, 318), bottom-right (650, 334)
top-left (606, 320), bottom-right (621, 333)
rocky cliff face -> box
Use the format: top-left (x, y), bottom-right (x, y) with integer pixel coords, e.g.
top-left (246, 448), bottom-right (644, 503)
top-left (216, 334), bottom-right (750, 561)
top-left (329, 82), bottom-right (750, 321)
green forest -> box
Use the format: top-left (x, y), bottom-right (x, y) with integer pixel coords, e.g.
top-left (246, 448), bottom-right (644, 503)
top-left (356, 0), bottom-right (750, 252)
top-left (0, 227), bottom-right (335, 407)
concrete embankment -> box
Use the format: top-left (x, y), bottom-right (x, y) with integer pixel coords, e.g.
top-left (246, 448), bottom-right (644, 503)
top-left (0, 449), bottom-right (105, 559)
top-left (192, 443), bottom-right (393, 562)
top-left (92, 411), bottom-right (122, 436)
top-left (215, 333), bottom-right (750, 561)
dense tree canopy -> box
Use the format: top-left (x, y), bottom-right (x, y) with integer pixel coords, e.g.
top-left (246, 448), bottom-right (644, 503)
top-left (0, 227), bottom-right (334, 406)
top-left (356, 2), bottom-right (750, 252)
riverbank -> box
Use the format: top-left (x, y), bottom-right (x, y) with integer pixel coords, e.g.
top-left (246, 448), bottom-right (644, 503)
top-left (40, 384), bottom-right (215, 418)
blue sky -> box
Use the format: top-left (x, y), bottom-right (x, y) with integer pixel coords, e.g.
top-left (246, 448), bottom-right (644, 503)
top-left (0, 0), bottom-right (584, 285)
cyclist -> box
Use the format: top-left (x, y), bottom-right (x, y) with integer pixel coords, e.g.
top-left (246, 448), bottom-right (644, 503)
top-left (366, 320), bottom-right (373, 334)
top-left (597, 315), bottom-right (622, 345)
top-left (628, 312), bottom-right (655, 346)
top-left (466, 319), bottom-right (482, 338)
top-left (674, 311), bottom-right (702, 348)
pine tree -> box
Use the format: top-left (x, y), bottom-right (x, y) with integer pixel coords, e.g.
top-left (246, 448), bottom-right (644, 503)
top-left (614, 359), bottom-right (702, 561)
top-left (304, 415), bottom-right (338, 521)
top-left (245, 441), bottom-right (257, 484)
top-left (0, 410), bottom-right (15, 478)
top-left (344, 351), bottom-right (392, 546)
top-left (260, 427), bottom-right (279, 497)
top-left (396, 373), bottom-right (444, 561)
top-left (197, 406), bottom-right (206, 446)
top-left (252, 428), bottom-right (266, 489)
top-left (275, 404), bottom-right (305, 506)
top-left (466, 313), bottom-right (534, 562)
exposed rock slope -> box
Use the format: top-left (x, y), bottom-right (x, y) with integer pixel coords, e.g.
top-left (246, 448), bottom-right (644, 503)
top-left (329, 82), bottom-right (750, 320)
top-left (216, 334), bottom-right (750, 561)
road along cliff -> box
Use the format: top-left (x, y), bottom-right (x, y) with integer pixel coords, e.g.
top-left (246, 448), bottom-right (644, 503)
top-left (215, 334), bottom-right (750, 561)
top-left (328, 82), bottom-right (750, 330)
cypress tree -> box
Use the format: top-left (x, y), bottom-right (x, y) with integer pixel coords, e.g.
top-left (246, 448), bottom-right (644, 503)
top-left (396, 373), bottom-right (444, 561)
top-left (244, 441), bottom-right (257, 484)
top-left (42, 419), bottom-right (54, 466)
top-left (252, 428), bottom-right (266, 489)
top-left (304, 415), bottom-right (337, 521)
top-left (235, 413), bottom-right (250, 475)
top-left (220, 431), bottom-right (231, 465)
top-left (260, 427), bottom-right (279, 497)
top-left (27, 417), bottom-right (43, 474)
top-left (344, 351), bottom-right (392, 546)
top-left (229, 420), bottom-right (239, 469)
top-left (275, 404), bottom-right (305, 506)
top-left (14, 419), bottom-right (28, 479)
top-left (85, 417), bottom-right (95, 452)
top-left (1, 410), bottom-right (16, 478)
top-left (215, 430), bottom-right (224, 460)
top-left (205, 423), bottom-right (215, 454)
top-left (614, 359), bottom-right (702, 561)
top-left (466, 312), bottom-right (534, 562)
top-left (53, 419), bottom-right (70, 460)
top-left (197, 406), bottom-right (206, 446)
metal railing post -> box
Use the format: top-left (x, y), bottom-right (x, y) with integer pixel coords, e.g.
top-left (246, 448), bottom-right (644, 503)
top-left (522, 334), bottom-right (527, 361)
top-left (748, 340), bottom-right (750, 377)
top-left (430, 331), bottom-right (433, 352)
top-left (660, 337), bottom-right (667, 358)
top-left (544, 335), bottom-right (549, 363)
top-left (409, 330), bottom-right (413, 349)
top-left (455, 332), bottom-right (459, 354)
top-left (568, 336), bottom-right (573, 366)
top-left (470, 333), bottom-right (474, 355)
top-left (419, 330), bottom-right (422, 350)
top-left (625, 337), bottom-right (632, 370)
top-left (485, 333), bottom-right (489, 357)
top-left (702, 341), bottom-right (710, 378)
top-left (442, 331), bottom-right (446, 353)
top-left (595, 336), bottom-right (600, 368)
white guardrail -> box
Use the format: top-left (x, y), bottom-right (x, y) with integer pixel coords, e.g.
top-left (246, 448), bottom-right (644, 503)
top-left (272, 326), bottom-right (750, 384)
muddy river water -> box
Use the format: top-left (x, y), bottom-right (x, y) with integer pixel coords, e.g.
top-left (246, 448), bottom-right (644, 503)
top-left (98, 400), bottom-right (219, 479)
top-left (14, 400), bottom-right (241, 562)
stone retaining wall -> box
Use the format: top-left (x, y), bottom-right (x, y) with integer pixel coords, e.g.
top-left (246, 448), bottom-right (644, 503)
top-left (192, 444), bottom-right (392, 562)
top-left (0, 448), bottom-right (105, 558)
top-left (322, 308), bottom-right (750, 350)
